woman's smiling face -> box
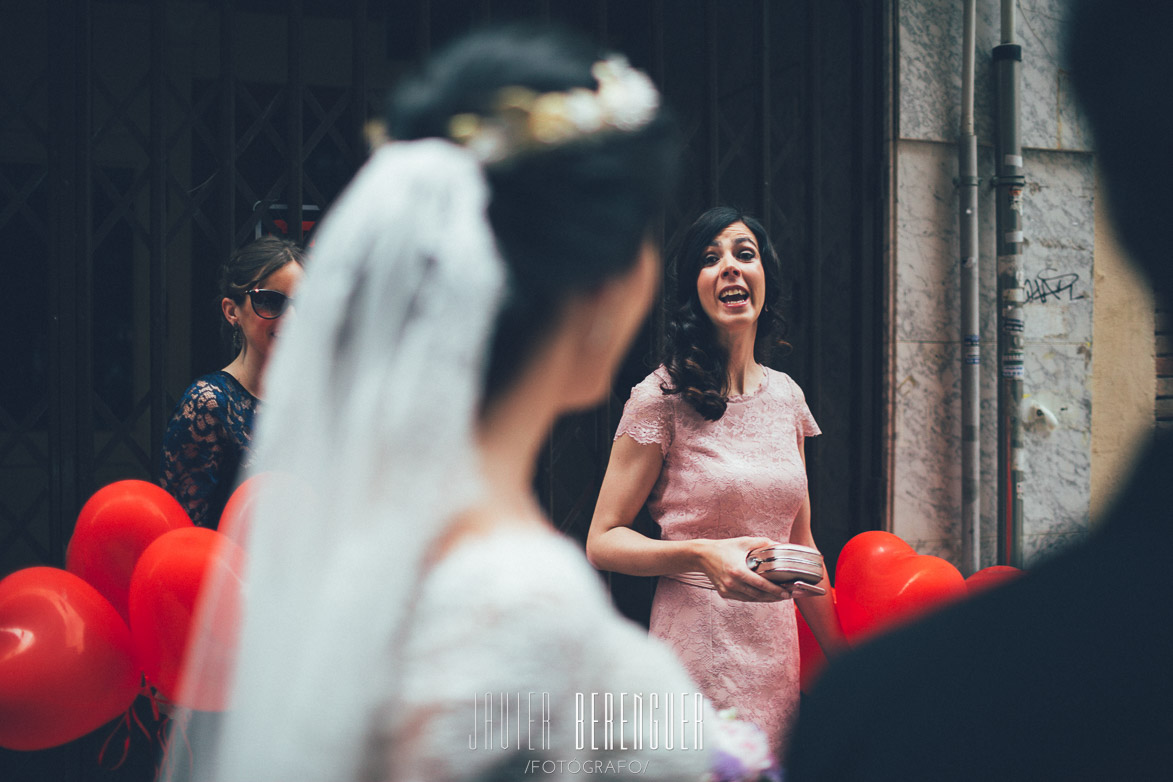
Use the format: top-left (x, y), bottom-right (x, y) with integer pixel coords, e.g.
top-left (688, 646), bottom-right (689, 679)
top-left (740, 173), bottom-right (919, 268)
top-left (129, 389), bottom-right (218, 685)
top-left (695, 220), bottom-right (767, 336)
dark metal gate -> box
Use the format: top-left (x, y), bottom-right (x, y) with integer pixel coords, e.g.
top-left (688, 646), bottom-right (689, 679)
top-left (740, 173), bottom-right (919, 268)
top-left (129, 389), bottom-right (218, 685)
top-left (1, 0), bottom-right (889, 620)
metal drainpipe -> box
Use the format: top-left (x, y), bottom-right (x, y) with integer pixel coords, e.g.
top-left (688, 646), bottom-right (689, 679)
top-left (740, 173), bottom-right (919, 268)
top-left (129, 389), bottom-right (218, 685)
top-left (994, 0), bottom-right (1026, 568)
top-left (958, 0), bottom-right (980, 576)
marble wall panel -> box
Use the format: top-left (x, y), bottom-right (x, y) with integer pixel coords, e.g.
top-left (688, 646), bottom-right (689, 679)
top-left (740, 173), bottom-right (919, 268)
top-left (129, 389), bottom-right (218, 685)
top-left (899, 0), bottom-right (996, 143)
top-left (891, 0), bottom-right (1097, 570)
top-left (899, 0), bottom-right (1092, 151)
top-left (891, 340), bottom-right (961, 553)
top-left (895, 140), bottom-right (999, 343)
top-left (892, 331), bottom-right (999, 565)
top-left (1016, 0), bottom-right (1094, 151)
top-left (893, 138), bottom-right (1001, 562)
top-left (891, 149), bottom-right (1095, 566)
top-left (1020, 148), bottom-right (1095, 342)
top-left (1021, 341), bottom-right (1093, 544)
top-left (895, 141), bottom-right (958, 342)
top-left (978, 536), bottom-right (1001, 570)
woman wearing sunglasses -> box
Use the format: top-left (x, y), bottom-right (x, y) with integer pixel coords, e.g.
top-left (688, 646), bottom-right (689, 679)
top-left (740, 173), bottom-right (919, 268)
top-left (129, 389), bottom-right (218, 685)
top-left (160, 236), bottom-right (305, 528)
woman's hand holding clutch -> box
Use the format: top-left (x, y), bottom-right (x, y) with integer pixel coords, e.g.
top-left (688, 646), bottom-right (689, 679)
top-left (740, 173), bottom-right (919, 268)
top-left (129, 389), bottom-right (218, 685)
top-left (695, 536), bottom-right (793, 602)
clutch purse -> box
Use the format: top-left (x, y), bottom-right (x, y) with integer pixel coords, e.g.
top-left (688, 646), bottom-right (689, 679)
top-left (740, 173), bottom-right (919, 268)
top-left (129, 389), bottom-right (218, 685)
top-left (746, 544), bottom-right (826, 596)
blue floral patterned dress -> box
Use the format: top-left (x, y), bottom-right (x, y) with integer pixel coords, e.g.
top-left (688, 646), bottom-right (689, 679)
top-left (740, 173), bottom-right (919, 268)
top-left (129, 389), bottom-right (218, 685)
top-left (160, 370), bottom-right (258, 528)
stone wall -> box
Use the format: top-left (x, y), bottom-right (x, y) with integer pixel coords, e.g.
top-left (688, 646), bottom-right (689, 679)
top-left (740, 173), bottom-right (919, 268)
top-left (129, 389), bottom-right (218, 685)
top-left (891, 0), bottom-right (1104, 567)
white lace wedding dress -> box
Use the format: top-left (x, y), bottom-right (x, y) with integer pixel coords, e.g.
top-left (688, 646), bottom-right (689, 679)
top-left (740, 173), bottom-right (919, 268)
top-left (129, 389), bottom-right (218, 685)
top-left (366, 527), bottom-right (715, 781)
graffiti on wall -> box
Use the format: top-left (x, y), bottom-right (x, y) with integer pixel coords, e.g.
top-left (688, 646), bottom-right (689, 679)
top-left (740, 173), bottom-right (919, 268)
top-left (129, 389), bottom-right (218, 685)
top-left (1024, 269), bottom-right (1086, 304)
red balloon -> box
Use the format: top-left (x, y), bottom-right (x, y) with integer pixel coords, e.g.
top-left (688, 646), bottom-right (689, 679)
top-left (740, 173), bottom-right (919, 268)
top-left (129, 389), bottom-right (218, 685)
top-left (129, 527), bottom-right (244, 711)
top-left (218, 473), bottom-right (267, 540)
top-left (795, 588), bottom-right (837, 694)
top-left (966, 565), bottom-right (1023, 594)
top-left (835, 531), bottom-right (968, 642)
top-left (66, 480), bottom-right (193, 622)
top-left (0, 567), bottom-right (140, 750)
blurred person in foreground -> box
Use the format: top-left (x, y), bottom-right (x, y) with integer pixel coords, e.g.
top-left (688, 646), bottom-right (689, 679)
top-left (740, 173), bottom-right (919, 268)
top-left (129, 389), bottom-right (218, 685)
top-left (786, 1), bottom-right (1173, 779)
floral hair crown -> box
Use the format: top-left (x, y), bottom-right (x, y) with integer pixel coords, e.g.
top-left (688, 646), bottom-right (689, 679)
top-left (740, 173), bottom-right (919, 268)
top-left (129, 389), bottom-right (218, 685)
top-left (447, 56), bottom-right (660, 164)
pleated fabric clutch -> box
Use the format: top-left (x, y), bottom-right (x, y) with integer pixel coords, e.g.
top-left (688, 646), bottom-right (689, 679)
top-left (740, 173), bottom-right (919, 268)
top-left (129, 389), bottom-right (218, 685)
top-left (746, 544), bottom-right (826, 595)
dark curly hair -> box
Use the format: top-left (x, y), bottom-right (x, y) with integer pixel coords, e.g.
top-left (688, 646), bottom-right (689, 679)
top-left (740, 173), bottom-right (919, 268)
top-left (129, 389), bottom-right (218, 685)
top-left (661, 207), bottom-right (789, 420)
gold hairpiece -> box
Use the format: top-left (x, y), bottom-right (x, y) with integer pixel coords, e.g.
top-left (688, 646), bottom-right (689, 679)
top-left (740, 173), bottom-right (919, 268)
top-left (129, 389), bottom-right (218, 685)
top-left (447, 56), bottom-right (660, 164)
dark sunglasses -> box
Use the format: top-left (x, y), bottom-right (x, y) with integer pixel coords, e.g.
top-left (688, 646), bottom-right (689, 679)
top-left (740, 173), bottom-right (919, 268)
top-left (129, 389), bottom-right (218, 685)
top-left (246, 289), bottom-right (293, 319)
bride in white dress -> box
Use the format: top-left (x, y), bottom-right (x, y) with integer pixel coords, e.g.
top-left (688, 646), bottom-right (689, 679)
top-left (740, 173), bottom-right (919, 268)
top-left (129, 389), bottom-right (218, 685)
top-left (169, 24), bottom-right (774, 782)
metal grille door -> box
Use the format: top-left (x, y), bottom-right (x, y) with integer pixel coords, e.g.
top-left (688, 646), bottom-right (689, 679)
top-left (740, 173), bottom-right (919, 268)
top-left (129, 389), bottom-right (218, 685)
top-left (1, 0), bottom-right (888, 620)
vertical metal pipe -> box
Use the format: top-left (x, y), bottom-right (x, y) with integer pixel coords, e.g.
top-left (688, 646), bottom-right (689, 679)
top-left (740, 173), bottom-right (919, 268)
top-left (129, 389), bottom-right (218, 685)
top-left (807, 1), bottom-right (824, 416)
top-left (287, 0), bottom-right (304, 242)
top-left (352, 0), bottom-right (367, 167)
top-left (1001, 0), bottom-right (1016, 44)
top-left (150, 0), bottom-right (168, 479)
top-left (851, 0), bottom-right (877, 538)
top-left (958, 0), bottom-right (980, 575)
top-left (880, 0), bottom-right (899, 533)
top-left (220, 0), bottom-right (236, 257)
top-left (706, 0), bottom-right (719, 204)
top-left (760, 0), bottom-right (772, 228)
top-left (805, 2), bottom-right (824, 521)
top-left (48, 0), bottom-right (88, 561)
top-left (651, 0), bottom-right (667, 357)
top-left (994, 0), bottom-right (1025, 567)
top-left (76, 1), bottom-right (95, 506)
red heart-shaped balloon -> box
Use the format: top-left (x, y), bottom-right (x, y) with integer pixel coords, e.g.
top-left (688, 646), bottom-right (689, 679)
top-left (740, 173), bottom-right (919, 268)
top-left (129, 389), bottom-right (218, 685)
top-left (0, 567), bottom-right (140, 750)
top-left (834, 531), bottom-right (968, 642)
top-left (66, 480), bottom-right (193, 622)
top-left (129, 526), bottom-right (244, 711)
top-left (218, 473), bottom-right (268, 541)
top-left (966, 564), bottom-right (1023, 594)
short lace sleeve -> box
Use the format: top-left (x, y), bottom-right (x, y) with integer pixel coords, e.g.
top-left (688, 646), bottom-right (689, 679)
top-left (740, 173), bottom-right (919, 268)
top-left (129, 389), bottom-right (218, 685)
top-left (614, 369), bottom-right (674, 457)
top-left (785, 373), bottom-right (821, 439)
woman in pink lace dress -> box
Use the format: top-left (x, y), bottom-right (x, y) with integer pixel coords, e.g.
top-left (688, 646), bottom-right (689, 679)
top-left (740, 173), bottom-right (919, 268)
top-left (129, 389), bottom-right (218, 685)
top-left (587, 207), bottom-right (845, 758)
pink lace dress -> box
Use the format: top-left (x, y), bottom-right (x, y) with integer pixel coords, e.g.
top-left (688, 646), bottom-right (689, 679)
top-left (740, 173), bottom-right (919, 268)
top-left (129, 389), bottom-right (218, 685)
top-left (614, 365), bottom-right (820, 754)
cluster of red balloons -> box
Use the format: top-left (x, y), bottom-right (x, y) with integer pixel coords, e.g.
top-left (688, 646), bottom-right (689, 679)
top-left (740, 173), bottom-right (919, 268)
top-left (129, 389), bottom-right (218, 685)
top-left (796, 531), bottom-right (1023, 693)
top-left (0, 479), bottom-right (251, 751)
top-left (2, 491), bottom-right (1020, 749)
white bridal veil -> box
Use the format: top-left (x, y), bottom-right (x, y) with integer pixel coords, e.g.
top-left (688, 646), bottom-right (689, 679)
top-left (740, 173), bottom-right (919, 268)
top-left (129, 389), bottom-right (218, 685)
top-left (169, 140), bottom-right (505, 782)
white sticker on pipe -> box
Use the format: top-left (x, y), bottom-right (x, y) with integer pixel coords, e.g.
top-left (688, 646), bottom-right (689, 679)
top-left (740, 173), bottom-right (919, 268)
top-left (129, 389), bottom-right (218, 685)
top-left (1003, 154), bottom-right (1023, 167)
top-left (1005, 231), bottom-right (1024, 244)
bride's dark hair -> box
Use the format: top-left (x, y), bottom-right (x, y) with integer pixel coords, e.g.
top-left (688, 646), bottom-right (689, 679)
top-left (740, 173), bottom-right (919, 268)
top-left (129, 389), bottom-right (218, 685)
top-left (387, 24), bottom-right (678, 405)
top-left (661, 207), bottom-right (788, 421)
